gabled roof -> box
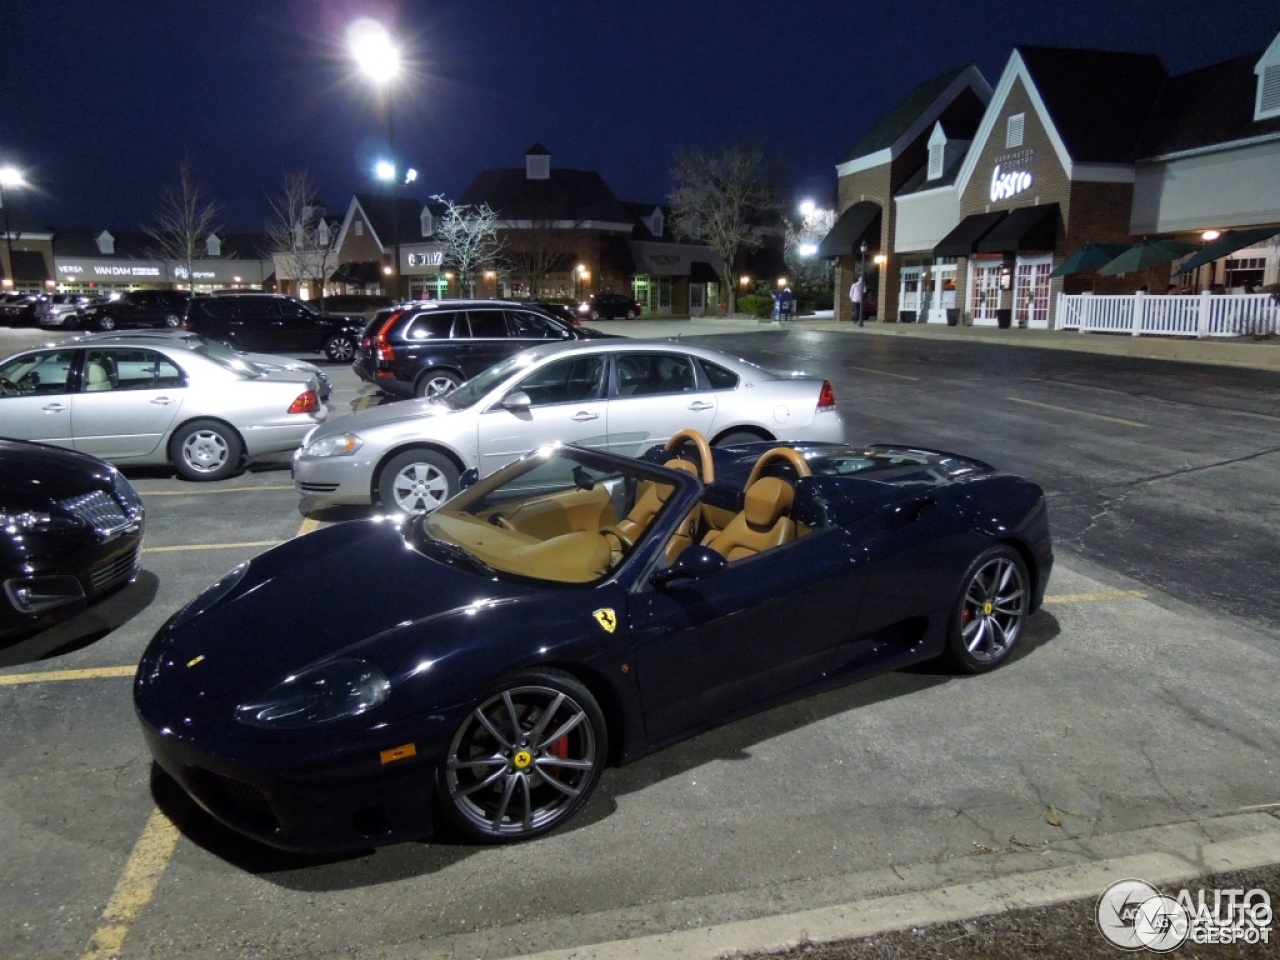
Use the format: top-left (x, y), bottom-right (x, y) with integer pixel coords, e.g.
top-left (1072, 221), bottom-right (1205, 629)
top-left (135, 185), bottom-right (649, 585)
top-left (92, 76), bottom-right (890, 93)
top-left (459, 168), bottom-right (633, 225)
top-left (352, 193), bottom-right (435, 246)
top-left (52, 228), bottom-right (153, 258)
top-left (1016, 46), bottom-right (1167, 164)
top-left (1137, 50), bottom-right (1280, 158)
top-left (525, 142), bottom-right (551, 156)
top-left (216, 233), bottom-right (272, 259)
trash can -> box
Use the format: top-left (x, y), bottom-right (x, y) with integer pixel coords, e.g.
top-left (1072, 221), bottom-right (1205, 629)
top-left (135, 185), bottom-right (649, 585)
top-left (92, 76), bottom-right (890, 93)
top-left (898, 310), bottom-right (917, 323)
top-left (997, 308), bottom-right (1013, 329)
top-left (946, 308), bottom-right (960, 326)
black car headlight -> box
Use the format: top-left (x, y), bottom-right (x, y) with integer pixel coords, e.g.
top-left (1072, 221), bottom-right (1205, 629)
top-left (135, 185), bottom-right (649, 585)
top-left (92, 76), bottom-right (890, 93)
top-left (0, 510), bottom-right (84, 534)
top-left (235, 660), bottom-right (390, 729)
top-left (170, 562), bottom-right (249, 629)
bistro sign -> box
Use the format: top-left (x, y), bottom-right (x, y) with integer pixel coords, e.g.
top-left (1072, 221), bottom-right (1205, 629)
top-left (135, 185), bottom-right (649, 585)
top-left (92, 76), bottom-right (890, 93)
top-left (990, 147), bottom-right (1035, 203)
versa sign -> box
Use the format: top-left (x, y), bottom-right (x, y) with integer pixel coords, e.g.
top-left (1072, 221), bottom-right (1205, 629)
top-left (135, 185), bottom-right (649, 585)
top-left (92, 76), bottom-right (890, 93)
top-left (990, 164), bottom-right (1033, 203)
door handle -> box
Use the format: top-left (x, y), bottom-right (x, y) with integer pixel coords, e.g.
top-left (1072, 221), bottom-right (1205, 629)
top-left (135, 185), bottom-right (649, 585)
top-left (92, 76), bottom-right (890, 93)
top-left (150, 397), bottom-right (174, 405)
top-left (42, 403), bottom-right (69, 412)
top-left (571, 411), bottom-right (600, 422)
top-left (687, 401), bottom-right (714, 411)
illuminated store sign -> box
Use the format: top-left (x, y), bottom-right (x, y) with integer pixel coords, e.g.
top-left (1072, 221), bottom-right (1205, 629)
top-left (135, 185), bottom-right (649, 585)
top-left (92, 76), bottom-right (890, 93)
top-left (57, 263), bottom-right (161, 277)
top-left (406, 252), bottom-right (443, 267)
top-left (173, 266), bottom-right (216, 280)
top-left (990, 164), bottom-right (1033, 203)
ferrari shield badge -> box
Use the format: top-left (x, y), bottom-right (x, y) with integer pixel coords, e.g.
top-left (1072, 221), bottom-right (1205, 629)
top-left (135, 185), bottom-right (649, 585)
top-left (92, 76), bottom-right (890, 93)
top-left (593, 608), bottom-right (618, 633)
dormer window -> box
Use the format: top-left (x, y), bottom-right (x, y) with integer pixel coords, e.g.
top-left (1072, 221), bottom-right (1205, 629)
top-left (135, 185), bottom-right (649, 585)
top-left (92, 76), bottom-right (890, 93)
top-left (525, 143), bottom-right (552, 180)
top-left (1006, 113), bottom-right (1025, 148)
top-left (1256, 34), bottom-right (1280, 121)
top-left (646, 208), bottom-right (663, 237)
top-left (927, 122), bottom-right (947, 181)
top-left (420, 209), bottom-right (433, 237)
top-left (96, 230), bottom-right (115, 255)
top-left (317, 220), bottom-right (331, 248)
top-left (205, 233), bottom-right (222, 257)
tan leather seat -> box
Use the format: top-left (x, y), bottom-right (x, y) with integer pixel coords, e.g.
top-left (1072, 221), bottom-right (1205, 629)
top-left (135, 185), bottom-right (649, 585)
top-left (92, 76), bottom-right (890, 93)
top-left (85, 361), bottom-right (112, 392)
top-left (703, 476), bottom-right (796, 562)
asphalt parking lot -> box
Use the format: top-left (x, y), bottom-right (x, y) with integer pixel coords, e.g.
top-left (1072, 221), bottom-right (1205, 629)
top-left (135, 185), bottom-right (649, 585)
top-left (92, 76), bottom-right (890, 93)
top-left (1, 326), bottom-right (1278, 960)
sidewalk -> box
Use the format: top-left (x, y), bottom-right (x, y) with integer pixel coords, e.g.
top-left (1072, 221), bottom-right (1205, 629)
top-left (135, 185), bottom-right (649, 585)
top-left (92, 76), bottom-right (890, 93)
top-left (589, 311), bottom-right (1280, 373)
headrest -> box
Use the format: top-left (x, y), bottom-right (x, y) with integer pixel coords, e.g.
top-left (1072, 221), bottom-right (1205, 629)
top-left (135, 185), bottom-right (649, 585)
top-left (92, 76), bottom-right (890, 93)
top-left (744, 477), bottom-right (793, 528)
top-left (665, 458), bottom-right (699, 477)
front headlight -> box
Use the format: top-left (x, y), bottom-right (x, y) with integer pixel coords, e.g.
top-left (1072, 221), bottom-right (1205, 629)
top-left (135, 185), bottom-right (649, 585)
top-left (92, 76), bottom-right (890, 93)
top-left (303, 434), bottom-right (363, 457)
top-left (0, 510), bottom-right (83, 533)
top-left (235, 659), bottom-right (390, 728)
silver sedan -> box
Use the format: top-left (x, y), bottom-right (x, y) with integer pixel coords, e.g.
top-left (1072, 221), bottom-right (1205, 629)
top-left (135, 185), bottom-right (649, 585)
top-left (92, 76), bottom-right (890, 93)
top-left (293, 339), bottom-right (845, 514)
top-left (0, 337), bottom-right (326, 481)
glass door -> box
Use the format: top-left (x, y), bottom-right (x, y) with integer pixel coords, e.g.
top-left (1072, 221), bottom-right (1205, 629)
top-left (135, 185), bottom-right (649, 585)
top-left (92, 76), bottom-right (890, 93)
top-left (631, 275), bottom-right (653, 314)
top-left (1014, 257), bottom-right (1052, 328)
top-left (969, 262), bottom-right (1003, 324)
top-left (898, 265), bottom-right (920, 320)
top-left (689, 283), bottom-right (706, 316)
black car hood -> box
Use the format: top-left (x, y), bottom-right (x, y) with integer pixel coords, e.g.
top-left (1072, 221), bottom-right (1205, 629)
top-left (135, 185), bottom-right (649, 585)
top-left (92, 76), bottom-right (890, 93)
top-left (143, 519), bottom-right (535, 706)
top-left (0, 439), bottom-right (116, 508)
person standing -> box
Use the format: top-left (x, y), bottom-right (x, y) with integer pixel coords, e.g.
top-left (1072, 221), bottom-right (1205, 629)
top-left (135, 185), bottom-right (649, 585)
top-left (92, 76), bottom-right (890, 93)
top-left (850, 275), bottom-right (866, 326)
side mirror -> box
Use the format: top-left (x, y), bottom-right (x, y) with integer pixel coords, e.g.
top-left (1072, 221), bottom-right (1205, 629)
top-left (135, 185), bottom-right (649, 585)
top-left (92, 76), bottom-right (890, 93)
top-left (459, 468), bottom-right (479, 490)
top-left (649, 545), bottom-right (727, 588)
top-left (501, 391), bottom-right (532, 411)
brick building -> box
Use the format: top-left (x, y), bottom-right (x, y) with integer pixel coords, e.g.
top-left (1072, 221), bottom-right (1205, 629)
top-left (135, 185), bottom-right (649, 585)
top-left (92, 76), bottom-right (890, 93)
top-left (828, 29), bottom-right (1280, 328)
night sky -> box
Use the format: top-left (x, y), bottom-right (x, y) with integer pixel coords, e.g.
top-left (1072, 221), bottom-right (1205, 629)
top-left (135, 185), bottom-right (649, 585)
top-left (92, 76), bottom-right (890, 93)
top-left (4, 0), bottom-right (1271, 233)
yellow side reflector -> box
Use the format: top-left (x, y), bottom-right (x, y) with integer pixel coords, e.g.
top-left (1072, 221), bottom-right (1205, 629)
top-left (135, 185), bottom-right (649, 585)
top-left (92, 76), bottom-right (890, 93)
top-left (380, 743), bottom-right (417, 764)
top-left (186, 655), bottom-right (205, 668)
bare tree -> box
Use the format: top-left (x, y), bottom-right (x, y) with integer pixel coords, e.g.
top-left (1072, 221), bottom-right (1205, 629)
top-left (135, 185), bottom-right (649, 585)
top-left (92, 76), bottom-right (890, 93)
top-left (266, 169), bottom-right (339, 310)
top-left (505, 215), bottom-right (583, 300)
top-left (668, 142), bottom-right (774, 314)
top-left (145, 158), bottom-right (224, 289)
top-left (783, 206), bottom-right (837, 291)
top-left (430, 195), bottom-right (504, 298)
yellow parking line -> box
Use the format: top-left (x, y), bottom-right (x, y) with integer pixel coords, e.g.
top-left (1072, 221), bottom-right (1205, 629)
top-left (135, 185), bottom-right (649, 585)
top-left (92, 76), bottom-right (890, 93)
top-left (79, 808), bottom-right (180, 960)
top-left (846, 364), bottom-right (919, 381)
top-left (1045, 590), bottom-right (1146, 603)
top-left (0, 666), bottom-right (135, 686)
top-left (145, 540), bottom-right (282, 554)
top-left (1006, 397), bottom-right (1148, 428)
top-left (139, 485), bottom-right (295, 497)
top-left (296, 517), bottom-right (320, 536)
top-left (356, 394), bottom-right (374, 411)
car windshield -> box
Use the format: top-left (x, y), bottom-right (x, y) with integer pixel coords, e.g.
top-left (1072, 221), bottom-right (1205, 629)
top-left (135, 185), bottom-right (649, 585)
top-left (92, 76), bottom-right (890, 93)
top-left (442, 351), bottom-right (543, 410)
top-left (418, 446), bottom-right (684, 585)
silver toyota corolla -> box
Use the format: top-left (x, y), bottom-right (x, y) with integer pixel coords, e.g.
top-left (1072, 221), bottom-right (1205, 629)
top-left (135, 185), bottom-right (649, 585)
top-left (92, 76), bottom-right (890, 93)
top-left (0, 337), bottom-right (326, 481)
top-left (294, 339), bottom-right (845, 514)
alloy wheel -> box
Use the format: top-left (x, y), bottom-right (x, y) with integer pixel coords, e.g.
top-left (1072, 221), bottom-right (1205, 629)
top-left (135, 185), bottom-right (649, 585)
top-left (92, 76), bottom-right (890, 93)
top-left (444, 684), bottom-right (599, 838)
top-left (391, 462), bottom-right (449, 513)
top-left (181, 429), bottom-right (230, 475)
top-left (960, 555), bottom-right (1026, 662)
top-left (421, 375), bottom-right (458, 399)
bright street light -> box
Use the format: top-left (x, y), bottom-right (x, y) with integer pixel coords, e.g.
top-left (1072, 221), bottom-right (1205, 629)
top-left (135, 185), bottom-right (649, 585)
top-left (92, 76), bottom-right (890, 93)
top-left (798, 200), bottom-right (815, 216)
top-left (405, 168), bottom-right (418, 184)
top-left (799, 243), bottom-right (818, 257)
top-left (375, 160), bottom-right (396, 182)
top-left (0, 166), bottom-right (25, 291)
top-left (348, 19), bottom-right (400, 84)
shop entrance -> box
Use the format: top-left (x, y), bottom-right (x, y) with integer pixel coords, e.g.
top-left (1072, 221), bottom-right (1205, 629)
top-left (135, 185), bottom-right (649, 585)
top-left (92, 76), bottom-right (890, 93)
top-left (969, 261), bottom-right (1003, 325)
top-left (1014, 257), bottom-right (1052, 328)
top-left (689, 283), bottom-right (706, 316)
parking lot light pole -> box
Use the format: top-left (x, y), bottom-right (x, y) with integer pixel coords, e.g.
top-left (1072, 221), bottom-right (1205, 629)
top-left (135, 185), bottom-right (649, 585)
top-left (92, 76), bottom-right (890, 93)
top-left (350, 20), bottom-right (402, 298)
top-left (857, 238), bottom-right (868, 325)
top-left (0, 167), bottom-right (25, 291)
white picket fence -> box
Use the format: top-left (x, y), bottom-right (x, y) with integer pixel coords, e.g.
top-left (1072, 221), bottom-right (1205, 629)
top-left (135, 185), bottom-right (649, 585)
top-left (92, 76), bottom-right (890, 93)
top-left (1056, 292), bottom-right (1280, 337)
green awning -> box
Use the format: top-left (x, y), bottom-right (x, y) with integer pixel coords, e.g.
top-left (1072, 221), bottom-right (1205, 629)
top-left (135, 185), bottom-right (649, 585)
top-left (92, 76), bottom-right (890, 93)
top-left (1051, 243), bottom-right (1133, 278)
top-left (1172, 227), bottom-right (1280, 277)
top-left (1097, 240), bottom-right (1200, 276)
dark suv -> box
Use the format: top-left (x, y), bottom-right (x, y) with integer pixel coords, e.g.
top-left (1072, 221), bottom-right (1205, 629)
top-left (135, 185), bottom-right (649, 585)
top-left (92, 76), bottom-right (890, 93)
top-left (578, 292), bottom-right (643, 320)
top-left (185, 294), bottom-right (366, 361)
top-left (80, 290), bottom-right (191, 331)
top-left (355, 299), bottom-right (607, 398)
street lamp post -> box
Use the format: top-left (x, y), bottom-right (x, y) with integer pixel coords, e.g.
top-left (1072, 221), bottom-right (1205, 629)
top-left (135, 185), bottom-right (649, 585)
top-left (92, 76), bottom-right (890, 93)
top-left (857, 238), bottom-right (868, 325)
top-left (0, 167), bottom-right (24, 291)
top-left (350, 20), bottom-right (402, 298)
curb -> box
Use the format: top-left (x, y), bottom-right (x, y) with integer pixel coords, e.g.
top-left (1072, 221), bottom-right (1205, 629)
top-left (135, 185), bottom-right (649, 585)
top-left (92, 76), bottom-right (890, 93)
top-left (511, 812), bottom-right (1280, 960)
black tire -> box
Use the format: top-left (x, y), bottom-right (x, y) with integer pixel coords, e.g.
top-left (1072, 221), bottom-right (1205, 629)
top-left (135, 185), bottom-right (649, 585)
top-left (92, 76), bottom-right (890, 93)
top-left (713, 430), bottom-right (768, 447)
top-left (437, 668), bottom-right (607, 843)
top-left (414, 368), bottom-right (462, 400)
top-left (97, 314), bottom-right (116, 331)
top-left (164, 313), bottom-right (182, 328)
top-left (377, 448), bottom-right (459, 514)
top-left (324, 334), bottom-right (356, 363)
top-left (168, 419), bottom-right (243, 482)
top-left (940, 544), bottom-right (1030, 674)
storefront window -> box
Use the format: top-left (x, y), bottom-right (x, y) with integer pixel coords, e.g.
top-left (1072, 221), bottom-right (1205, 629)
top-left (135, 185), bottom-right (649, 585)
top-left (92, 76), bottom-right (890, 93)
top-left (1225, 257), bottom-right (1265, 290)
top-left (1014, 257), bottom-right (1052, 327)
top-left (632, 275), bottom-right (652, 313)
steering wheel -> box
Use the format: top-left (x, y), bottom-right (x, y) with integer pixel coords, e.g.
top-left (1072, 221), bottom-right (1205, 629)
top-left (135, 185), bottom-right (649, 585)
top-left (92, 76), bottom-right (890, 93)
top-left (745, 447), bottom-right (812, 489)
top-left (0, 376), bottom-right (18, 397)
top-left (598, 523), bottom-right (636, 550)
top-left (664, 429), bottom-right (715, 483)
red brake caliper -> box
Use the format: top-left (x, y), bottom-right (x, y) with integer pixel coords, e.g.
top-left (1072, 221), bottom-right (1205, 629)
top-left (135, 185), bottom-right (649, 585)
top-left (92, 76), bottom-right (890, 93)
top-left (548, 736), bottom-right (569, 759)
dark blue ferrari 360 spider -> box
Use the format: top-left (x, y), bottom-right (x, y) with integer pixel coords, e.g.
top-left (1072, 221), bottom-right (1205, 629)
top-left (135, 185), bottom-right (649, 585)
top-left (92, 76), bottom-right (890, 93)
top-left (134, 429), bottom-right (1053, 851)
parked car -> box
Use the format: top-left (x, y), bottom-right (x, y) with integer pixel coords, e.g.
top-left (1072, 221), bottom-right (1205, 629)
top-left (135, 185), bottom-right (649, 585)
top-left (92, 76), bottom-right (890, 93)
top-left (1, 438), bottom-right (145, 640)
top-left (38, 293), bottom-right (99, 329)
top-left (184, 294), bottom-right (365, 363)
top-left (0, 338), bottom-right (325, 481)
top-left (578, 292), bottom-right (643, 320)
top-left (0, 293), bottom-right (43, 327)
top-left (136, 434), bottom-right (1051, 851)
top-left (353, 299), bottom-right (610, 399)
top-left (526, 301), bottom-right (582, 327)
top-left (69, 330), bottom-right (333, 402)
top-left (79, 290), bottom-right (191, 331)
top-left (296, 339), bottom-right (843, 514)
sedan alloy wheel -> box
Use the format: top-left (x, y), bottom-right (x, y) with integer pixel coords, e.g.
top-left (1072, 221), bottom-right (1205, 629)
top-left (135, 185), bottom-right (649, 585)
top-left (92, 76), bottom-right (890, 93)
top-left (440, 670), bottom-right (606, 842)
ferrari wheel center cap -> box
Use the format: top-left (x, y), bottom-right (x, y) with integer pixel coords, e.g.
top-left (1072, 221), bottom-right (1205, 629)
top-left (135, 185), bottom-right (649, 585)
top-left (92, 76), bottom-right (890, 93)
top-left (982, 601), bottom-right (994, 616)
top-left (512, 750), bottom-right (532, 770)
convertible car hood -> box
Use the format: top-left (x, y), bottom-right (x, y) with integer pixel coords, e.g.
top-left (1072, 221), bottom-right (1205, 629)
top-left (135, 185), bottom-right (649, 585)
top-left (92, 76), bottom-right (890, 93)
top-left (147, 520), bottom-right (527, 703)
top-left (311, 396), bottom-right (458, 438)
